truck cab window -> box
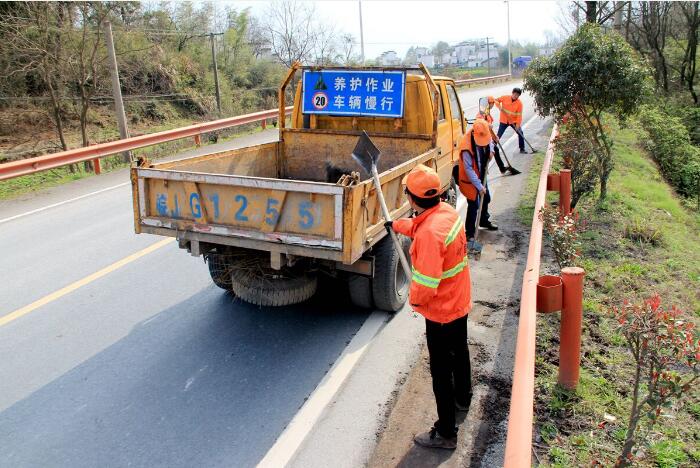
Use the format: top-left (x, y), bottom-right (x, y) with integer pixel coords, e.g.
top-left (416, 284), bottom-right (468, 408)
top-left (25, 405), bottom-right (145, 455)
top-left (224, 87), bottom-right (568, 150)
top-left (448, 85), bottom-right (462, 121)
top-left (438, 89), bottom-right (446, 121)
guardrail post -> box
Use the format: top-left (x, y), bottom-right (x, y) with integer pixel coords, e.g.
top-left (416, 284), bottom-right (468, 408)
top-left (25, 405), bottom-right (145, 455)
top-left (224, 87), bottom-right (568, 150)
top-left (194, 134), bottom-right (201, 147)
top-left (558, 266), bottom-right (585, 390)
top-left (92, 158), bottom-right (101, 175)
top-left (559, 169), bottom-right (571, 215)
top-left (261, 119), bottom-right (267, 130)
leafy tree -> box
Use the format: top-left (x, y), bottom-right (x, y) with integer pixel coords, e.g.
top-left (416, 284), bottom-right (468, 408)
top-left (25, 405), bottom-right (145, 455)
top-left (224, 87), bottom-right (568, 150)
top-left (433, 41), bottom-right (450, 64)
top-left (524, 23), bottom-right (652, 201)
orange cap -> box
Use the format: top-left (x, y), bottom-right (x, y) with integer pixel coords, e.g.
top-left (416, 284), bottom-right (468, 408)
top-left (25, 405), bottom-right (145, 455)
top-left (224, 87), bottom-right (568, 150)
top-left (472, 118), bottom-right (492, 146)
top-left (402, 164), bottom-right (441, 198)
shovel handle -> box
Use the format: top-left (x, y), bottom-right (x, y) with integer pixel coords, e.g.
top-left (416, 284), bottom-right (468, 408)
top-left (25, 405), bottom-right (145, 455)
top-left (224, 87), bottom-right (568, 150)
top-left (371, 166), bottom-right (412, 278)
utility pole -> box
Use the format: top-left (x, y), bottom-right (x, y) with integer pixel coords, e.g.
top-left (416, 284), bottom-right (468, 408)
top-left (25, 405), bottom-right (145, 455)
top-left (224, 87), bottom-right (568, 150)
top-left (485, 37), bottom-right (492, 76)
top-left (210, 33), bottom-right (221, 114)
top-left (358, 0), bottom-right (365, 64)
top-left (506, 0), bottom-right (512, 76)
top-left (104, 20), bottom-right (130, 163)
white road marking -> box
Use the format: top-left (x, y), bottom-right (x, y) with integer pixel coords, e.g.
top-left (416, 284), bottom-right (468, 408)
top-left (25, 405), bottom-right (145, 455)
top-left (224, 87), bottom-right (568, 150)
top-left (0, 182), bottom-right (130, 225)
top-left (257, 311), bottom-right (388, 468)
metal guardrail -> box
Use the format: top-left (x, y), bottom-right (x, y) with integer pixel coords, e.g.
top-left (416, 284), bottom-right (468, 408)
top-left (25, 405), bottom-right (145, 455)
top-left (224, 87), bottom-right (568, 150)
top-left (0, 107), bottom-right (293, 181)
top-left (503, 124), bottom-right (559, 467)
top-left (0, 73), bottom-right (511, 182)
top-left (454, 73), bottom-right (511, 86)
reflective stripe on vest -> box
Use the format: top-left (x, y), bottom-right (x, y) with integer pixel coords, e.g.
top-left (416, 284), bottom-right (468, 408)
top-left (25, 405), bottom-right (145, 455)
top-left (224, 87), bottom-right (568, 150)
top-left (444, 217), bottom-right (462, 246)
top-left (412, 267), bottom-right (441, 289)
top-left (441, 254), bottom-right (469, 279)
top-left (412, 252), bottom-right (469, 290)
top-left (501, 107), bottom-right (522, 116)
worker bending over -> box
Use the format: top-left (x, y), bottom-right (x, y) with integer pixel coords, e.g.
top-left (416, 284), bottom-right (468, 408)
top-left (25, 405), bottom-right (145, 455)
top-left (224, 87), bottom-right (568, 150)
top-left (458, 118), bottom-right (498, 248)
top-left (387, 164), bottom-right (473, 450)
top-left (496, 87), bottom-right (526, 154)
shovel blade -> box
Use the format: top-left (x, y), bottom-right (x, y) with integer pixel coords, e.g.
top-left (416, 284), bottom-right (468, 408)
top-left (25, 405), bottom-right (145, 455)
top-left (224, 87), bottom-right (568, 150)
top-left (351, 130), bottom-right (381, 175)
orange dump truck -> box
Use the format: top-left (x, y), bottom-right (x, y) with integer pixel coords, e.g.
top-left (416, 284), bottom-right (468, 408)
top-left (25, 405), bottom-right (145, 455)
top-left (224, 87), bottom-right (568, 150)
top-left (130, 64), bottom-right (469, 311)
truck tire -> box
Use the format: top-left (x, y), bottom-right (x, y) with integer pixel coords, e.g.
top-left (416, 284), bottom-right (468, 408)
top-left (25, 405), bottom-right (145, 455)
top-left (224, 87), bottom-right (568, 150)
top-left (230, 265), bottom-right (318, 307)
top-left (372, 235), bottom-right (411, 312)
top-left (206, 251), bottom-right (234, 290)
top-left (348, 274), bottom-right (374, 309)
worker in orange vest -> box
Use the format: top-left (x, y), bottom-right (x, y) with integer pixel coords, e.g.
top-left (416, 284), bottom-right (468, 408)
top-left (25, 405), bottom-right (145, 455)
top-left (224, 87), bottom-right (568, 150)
top-left (496, 87), bottom-right (526, 153)
top-left (457, 118), bottom-right (498, 247)
top-left (386, 164), bottom-right (473, 450)
top-left (477, 96), bottom-right (518, 175)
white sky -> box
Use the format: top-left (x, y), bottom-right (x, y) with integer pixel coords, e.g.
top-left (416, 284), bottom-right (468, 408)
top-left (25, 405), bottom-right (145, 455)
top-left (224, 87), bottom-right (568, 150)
top-left (226, 0), bottom-right (562, 59)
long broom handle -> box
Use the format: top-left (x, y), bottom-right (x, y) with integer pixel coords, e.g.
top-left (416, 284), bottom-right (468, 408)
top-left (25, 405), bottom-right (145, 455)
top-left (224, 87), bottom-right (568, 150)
top-left (473, 157), bottom-right (489, 242)
top-left (511, 124), bottom-right (537, 151)
top-left (371, 165), bottom-right (412, 278)
top-left (490, 127), bottom-right (515, 168)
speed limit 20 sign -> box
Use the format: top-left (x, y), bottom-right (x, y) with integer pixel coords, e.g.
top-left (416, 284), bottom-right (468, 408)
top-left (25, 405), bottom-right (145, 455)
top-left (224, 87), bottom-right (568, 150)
top-left (312, 92), bottom-right (328, 110)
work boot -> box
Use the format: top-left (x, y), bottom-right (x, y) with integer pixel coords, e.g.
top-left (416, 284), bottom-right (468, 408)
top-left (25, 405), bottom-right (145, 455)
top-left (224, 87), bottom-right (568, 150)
top-left (519, 149), bottom-right (528, 154)
top-left (414, 427), bottom-right (457, 450)
top-left (467, 238), bottom-right (482, 251)
top-left (480, 221), bottom-right (498, 231)
top-left (507, 166), bottom-right (521, 175)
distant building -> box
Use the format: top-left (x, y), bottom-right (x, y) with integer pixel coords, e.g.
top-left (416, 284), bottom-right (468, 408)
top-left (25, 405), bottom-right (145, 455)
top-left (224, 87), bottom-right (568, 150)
top-left (420, 55), bottom-right (435, 67)
top-left (378, 50), bottom-right (400, 66)
top-left (538, 47), bottom-right (556, 57)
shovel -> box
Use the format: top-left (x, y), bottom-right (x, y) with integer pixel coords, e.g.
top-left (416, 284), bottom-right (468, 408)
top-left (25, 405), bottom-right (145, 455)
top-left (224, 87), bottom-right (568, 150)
top-left (352, 131), bottom-right (412, 279)
top-left (469, 151), bottom-right (489, 260)
top-left (510, 124), bottom-right (539, 153)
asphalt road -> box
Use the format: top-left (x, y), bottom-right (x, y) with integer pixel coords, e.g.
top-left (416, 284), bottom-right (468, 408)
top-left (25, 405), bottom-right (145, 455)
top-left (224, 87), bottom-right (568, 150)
top-left (0, 81), bottom-right (536, 467)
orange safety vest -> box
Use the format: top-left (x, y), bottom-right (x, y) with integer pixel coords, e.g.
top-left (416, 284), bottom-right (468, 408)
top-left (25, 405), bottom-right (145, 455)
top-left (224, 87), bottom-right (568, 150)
top-left (457, 129), bottom-right (481, 201)
top-left (393, 202), bottom-right (472, 323)
top-left (496, 95), bottom-right (523, 125)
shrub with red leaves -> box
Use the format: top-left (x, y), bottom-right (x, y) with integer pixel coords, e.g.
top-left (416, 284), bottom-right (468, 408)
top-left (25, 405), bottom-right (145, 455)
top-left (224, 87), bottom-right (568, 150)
top-left (609, 294), bottom-right (699, 467)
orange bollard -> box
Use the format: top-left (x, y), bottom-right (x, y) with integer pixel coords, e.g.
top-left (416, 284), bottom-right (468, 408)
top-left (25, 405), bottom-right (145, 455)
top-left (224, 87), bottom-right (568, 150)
top-left (93, 158), bottom-right (101, 175)
top-left (194, 134), bottom-right (201, 147)
top-left (559, 169), bottom-right (571, 215)
top-left (558, 266), bottom-right (585, 389)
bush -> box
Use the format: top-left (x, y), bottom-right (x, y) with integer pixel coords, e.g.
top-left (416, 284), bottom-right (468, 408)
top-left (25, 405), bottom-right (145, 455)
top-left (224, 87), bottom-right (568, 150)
top-left (539, 206), bottom-right (582, 270)
top-left (555, 119), bottom-right (599, 208)
top-left (637, 105), bottom-right (700, 199)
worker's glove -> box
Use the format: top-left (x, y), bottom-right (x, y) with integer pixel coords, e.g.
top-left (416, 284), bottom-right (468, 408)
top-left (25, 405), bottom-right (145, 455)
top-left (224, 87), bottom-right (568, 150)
top-left (384, 220), bottom-right (394, 232)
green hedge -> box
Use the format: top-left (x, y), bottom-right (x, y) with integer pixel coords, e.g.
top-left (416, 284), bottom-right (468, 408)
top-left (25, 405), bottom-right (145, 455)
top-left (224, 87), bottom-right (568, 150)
top-left (637, 104), bottom-right (700, 199)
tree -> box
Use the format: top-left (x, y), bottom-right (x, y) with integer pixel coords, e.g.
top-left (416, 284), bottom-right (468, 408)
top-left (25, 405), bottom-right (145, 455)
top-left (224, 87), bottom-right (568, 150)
top-left (263, 0), bottom-right (317, 67)
top-left (0, 2), bottom-right (72, 151)
top-left (433, 41), bottom-right (450, 65)
top-left (524, 23), bottom-right (652, 201)
top-left (339, 33), bottom-right (358, 65)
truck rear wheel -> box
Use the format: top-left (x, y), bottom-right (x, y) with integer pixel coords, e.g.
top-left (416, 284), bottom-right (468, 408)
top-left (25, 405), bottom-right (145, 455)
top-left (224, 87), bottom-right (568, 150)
top-left (229, 256), bottom-right (317, 306)
top-left (372, 235), bottom-right (411, 312)
top-left (206, 250), bottom-right (234, 290)
top-left (348, 274), bottom-right (374, 309)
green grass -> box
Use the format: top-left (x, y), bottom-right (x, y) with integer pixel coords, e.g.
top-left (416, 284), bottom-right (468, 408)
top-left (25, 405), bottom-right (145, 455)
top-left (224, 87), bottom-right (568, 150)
top-left (523, 124), bottom-right (700, 466)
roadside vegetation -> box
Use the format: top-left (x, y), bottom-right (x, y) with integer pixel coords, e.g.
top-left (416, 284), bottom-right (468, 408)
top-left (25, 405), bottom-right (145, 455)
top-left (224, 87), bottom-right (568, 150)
top-left (521, 4), bottom-right (700, 466)
top-left (527, 125), bottom-right (700, 467)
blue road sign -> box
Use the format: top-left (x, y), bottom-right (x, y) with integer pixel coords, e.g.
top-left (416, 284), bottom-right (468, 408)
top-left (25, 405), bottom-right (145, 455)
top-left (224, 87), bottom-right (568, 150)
top-left (301, 70), bottom-right (405, 118)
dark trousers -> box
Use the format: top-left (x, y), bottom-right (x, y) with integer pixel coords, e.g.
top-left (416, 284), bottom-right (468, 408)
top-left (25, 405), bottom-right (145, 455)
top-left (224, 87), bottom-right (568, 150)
top-left (497, 122), bottom-right (525, 151)
top-left (425, 315), bottom-right (472, 438)
top-left (465, 189), bottom-right (490, 239)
